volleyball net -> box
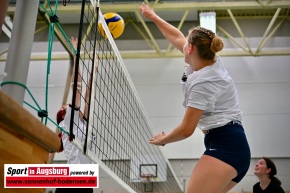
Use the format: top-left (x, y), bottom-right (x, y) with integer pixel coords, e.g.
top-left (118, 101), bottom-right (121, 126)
top-left (69, 1), bottom-right (183, 192)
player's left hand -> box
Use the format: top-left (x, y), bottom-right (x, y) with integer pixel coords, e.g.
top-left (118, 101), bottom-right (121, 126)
top-left (149, 131), bottom-right (166, 146)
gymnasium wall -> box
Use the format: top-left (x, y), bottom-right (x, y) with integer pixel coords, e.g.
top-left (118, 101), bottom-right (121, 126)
top-left (3, 54), bottom-right (290, 192)
top-left (123, 56), bottom-right (290, 159)
top-left (1, 42), bottom-right (290, 188)
top-left (123, 56), bottom-right (290, 191)
top-left (2, 54), bottom-right (289, 159)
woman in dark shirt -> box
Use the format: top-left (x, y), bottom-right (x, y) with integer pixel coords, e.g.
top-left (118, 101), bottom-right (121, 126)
top-left (253, 157), bottom-right (285, 193)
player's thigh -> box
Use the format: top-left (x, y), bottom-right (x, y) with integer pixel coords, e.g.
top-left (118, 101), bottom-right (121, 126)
top-left (186, 155), bottom-right (237, 193)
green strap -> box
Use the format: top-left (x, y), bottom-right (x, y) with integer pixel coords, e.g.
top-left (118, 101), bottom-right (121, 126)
top-left (0, 81), bottom-right (67, 134)
top-left (39, 0), bottom-right (77, 125)
top-left (1, 81), bottom-right (42, 110)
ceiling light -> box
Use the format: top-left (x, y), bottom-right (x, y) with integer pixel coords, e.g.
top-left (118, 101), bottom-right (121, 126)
top-left (199, 12), bottom-right (216, 34)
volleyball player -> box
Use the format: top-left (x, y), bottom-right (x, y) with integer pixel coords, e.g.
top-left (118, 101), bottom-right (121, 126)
top-left (140, 3), bottom-right (251, 193)
top-left (55, 37), bottom-right (96, 193)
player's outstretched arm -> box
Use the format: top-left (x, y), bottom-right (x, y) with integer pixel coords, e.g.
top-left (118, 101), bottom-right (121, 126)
top-left (83, 56), bottom-right (98, 120)
top-left (139, 3), bottom-right (186, 53)
top-left (150, 107), bottom-right (203, 146)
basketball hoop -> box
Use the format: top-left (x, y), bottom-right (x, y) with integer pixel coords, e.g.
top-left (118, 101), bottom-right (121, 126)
top-left (138, 163), bottom-right (158, 192)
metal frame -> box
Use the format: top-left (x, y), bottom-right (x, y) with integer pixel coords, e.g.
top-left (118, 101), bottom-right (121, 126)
top-left (1, 0), bottom-right (290, 60)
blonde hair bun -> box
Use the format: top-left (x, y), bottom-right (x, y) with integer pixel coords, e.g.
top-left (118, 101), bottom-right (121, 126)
top-left (210, 36), bottom-right (224, 53)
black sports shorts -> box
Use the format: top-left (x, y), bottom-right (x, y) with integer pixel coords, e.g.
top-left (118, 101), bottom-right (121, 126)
top-left (203, 121), bottom-right (251, 183)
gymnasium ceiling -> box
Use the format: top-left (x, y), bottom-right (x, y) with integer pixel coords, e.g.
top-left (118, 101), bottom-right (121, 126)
top-left (2, 0), bottom-right (290, 59)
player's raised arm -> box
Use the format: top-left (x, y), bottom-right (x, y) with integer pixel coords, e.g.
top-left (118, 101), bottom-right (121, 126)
top-left (83, 56), bottom-right (98, 120)
top-left (70, 37), bottom-right (82, 109)
top-left (139, 3), bottom-right (186, 53)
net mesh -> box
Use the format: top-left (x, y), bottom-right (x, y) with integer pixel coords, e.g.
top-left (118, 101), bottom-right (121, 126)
top-left (69, 1), bottom-right (183, 192)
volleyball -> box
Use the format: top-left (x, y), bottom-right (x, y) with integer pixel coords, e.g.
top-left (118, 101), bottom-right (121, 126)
top-left (98, 12), bottom-right (125, 39)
